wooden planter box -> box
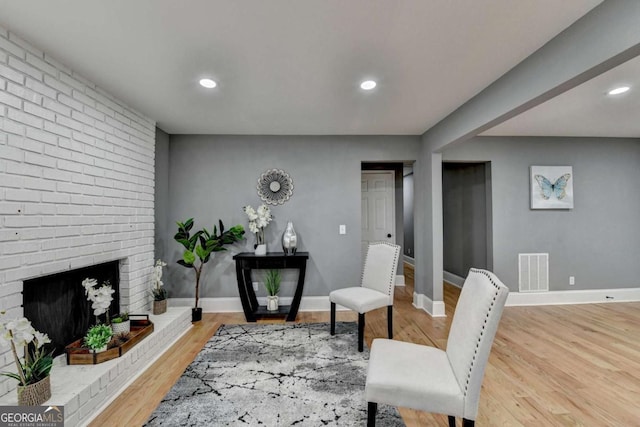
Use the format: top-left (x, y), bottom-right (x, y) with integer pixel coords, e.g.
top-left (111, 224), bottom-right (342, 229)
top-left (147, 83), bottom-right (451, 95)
top-left (65, 315), bottom-right (154, 365)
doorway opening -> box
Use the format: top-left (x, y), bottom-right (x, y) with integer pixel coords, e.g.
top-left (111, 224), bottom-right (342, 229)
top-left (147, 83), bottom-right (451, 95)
top-left (442, 162), bottom-right (493, 286)
top-left (361, 162), bottom-right (413, 277)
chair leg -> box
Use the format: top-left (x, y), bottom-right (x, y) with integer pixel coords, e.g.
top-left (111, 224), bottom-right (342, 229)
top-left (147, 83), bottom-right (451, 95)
top-left (387, 305), bottom-right (393, 339)
top-left (330, 302), bottom-right (336, 335)
top-left (367, 402), bottom-right (377, 427)
top-left (358, 313), bottom-right (365, 352)
top-left (462, 419), bottom-right (475, 427)
top-left (448, 415), bottom-right (456, 427)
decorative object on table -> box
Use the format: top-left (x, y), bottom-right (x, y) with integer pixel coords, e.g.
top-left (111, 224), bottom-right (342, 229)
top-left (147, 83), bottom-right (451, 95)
top-left (151, 259), bottom-right (168, 315)
top-left (530, 165), bottom-right (573, 209)
top-left (84, 324), bottom-right (113, 353)
top-left (66, 315), bottom-right (154, 365)
top-left (264, 269), bottom-right (281, 312)
top-left (243, 204), bottom-right (273, 255)
top-left (144, 323), bottom-right (403, 426)
top-left (111, 312), bottom-right (130, 334)
top-left (281, 220), bottom-right (298, 255)
top-left (256, 168), bottom-right (294, 205)
top-left (0, 311), bottom-right (54, 406)
top-left (174, 218), bottom-right (245, 322)
top-left (82, 277), bottom-right (115, 324)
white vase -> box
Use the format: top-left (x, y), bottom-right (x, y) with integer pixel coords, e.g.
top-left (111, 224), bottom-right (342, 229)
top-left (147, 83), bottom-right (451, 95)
top-left (267, 295), bottom-right (279, 311)
top-left (281, 220), bottom-right (298, 255)
top-left (94, 344), bottom-right (108, 353)
top-left (255, 243), bottom-right (267, 256)
top-left (111, 320), bottom-right (130, 335)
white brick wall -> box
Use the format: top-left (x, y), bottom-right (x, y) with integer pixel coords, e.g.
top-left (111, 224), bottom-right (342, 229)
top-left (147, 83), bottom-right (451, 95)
top-left (0, 26), bottom-right (156, 398)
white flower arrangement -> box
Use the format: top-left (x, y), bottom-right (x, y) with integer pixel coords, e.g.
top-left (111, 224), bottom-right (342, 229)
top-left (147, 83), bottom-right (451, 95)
top-left (0, 311), bottom-right (53, 386)
top-left (151, 259), bottom-right (168, 301)
top-left (82, 278), bottom-right (115, 323)
top-left (243, 204), bottom-right (273, 245)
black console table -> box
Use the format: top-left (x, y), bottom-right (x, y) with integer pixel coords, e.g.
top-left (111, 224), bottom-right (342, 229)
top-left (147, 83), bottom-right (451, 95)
top-left (233, 252), bottom-right (309, 321)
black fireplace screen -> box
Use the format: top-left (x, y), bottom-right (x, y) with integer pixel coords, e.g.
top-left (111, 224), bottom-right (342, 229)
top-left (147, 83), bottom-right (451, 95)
top-left (23, 261), bottom-right (121, 357)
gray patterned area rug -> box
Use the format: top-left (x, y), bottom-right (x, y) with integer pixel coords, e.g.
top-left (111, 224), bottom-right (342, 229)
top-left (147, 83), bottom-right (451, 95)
top-left (145, 322), bottom-right (404, 426)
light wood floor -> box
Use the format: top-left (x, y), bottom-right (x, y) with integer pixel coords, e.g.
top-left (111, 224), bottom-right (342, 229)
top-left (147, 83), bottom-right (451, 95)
top-left (91, 264), bottom-right (640, 426)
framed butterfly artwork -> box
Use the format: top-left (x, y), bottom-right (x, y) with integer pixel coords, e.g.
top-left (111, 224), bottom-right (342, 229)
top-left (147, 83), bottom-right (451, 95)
top-left (530, 166), bottom-right (574, 209)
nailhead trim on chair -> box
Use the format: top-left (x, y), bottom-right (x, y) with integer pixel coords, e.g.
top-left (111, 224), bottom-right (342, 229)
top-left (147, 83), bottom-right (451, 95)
top-left (363, 241), bottom-right (400, 296)
top-left (463, 268), bottom-right (502, 396)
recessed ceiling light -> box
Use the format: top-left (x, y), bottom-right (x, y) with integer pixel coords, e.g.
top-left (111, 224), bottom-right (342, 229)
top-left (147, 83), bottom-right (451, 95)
top-left (360, 80), bottom-right (377, 90)
top-left (608, 86), bottom-right (630, 95)
top-left (199, 78), bottom-right (217, 89)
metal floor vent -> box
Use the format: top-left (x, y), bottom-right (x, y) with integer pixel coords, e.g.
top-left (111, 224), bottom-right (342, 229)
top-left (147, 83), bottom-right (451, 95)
top-left (518, 253), bottom-right (549, 292)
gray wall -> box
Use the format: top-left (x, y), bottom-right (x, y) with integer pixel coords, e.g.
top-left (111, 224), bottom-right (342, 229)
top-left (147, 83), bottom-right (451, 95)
top-left (442, 162), bottom-right (489, 277)
top-left (443, 136), bottom-right (640, 291)
top-left (154, 128), bottom-right (170, 264)
top-left (162, 135), bottom-right (419, 300)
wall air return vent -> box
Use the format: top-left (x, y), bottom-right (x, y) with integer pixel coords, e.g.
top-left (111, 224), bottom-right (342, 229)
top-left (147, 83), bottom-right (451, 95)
top-left (518, 253), bottom-right (549, 292)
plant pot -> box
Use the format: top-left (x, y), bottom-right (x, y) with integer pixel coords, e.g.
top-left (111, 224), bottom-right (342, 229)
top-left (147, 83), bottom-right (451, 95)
top-left (111, 320), bottom-right (130, 335)
top-left (267, 295), bottom-right (279, 311)
top-left (153, 299), bottom-right (167, 315)
top-left (254, 243), bottom-right (267, 256)
top-left (17, 375), bottom-right (51, 406)
top-left (93, 344), bottom-right (108, 353)
top-left (192, 307), bottom-right (203, 322)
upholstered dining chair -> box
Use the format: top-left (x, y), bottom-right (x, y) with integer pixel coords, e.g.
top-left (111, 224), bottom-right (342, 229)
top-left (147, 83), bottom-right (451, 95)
top-left (329, 241), bottom-right (401, 352)
top-left (365, 268), bottom-right (509, 427)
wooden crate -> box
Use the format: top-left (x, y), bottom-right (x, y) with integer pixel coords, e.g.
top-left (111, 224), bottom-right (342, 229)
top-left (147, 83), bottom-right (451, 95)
top-left (65, 315), bottom-right (154, 365)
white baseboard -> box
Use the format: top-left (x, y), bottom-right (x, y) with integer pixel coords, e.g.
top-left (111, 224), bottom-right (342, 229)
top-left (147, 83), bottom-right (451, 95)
top-left (443, 271), bottom-right (464, 287)
top-left (403, 255), bottom-right (415, 265)
top-left (506, 287), bottom-right (640, 306)
top-left (395, 274), bottom-right (405, 287)
top-left (412, 292), bottom-right (446, 317)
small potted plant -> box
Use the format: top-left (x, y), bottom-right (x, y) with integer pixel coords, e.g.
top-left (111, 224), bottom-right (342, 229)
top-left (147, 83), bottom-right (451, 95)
top-left (243, 204), bottom-right (273, 255)
top-left (0, 311), bottom-right (54, 406)
top-left (111, 312), bottom-right (130, 334)
top-left (151, 259), bottom-right (168, 315)
top-left (264, 269), bottom-right (281, 311)
top-left (174, 218), bottom-right (245, 322)
top-left (84, 324), bottom-right (113, 353)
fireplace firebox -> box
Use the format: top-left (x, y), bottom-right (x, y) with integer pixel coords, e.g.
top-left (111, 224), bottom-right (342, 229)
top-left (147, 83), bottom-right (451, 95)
top-left (23, 261), bottom-right (121, 357)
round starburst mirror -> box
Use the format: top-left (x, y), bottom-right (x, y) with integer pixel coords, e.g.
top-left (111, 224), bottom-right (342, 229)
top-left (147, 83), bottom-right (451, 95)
top-left (257, 169), bottom-right (294, 205)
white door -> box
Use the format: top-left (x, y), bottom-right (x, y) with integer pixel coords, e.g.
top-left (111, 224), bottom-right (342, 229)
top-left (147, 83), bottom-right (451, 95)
top-left (361, 171), bottom-right (395, 259)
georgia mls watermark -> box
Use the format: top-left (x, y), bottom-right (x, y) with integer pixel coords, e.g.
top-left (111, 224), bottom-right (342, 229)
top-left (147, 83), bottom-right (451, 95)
top-left (0, 406), bottom-right (64, 427)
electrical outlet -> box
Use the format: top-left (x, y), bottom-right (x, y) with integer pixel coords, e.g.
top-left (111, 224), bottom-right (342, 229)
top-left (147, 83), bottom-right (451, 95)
top-left (339, 225), bottom-right (346, 235)
top-left (569, 276), bottom-right (575, 286)
top-left (252, 282), bottom-right (259, 292)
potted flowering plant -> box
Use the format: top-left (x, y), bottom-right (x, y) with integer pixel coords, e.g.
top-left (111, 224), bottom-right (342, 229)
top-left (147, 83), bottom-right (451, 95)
top-left (0, 311), bottom-right (53, 406)
top-left (243, 204), bottom-right (273, 255)
top-left (174, 218), bottom-right (245, 321)
top-left (82, 278), bottom-right (115, 324)
top-left (151, 259), bottom-right (168, 315)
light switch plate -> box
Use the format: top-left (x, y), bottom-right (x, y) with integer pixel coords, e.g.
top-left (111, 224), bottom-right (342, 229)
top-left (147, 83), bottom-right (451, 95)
top-left (339, 225), bottom-right (346, 235)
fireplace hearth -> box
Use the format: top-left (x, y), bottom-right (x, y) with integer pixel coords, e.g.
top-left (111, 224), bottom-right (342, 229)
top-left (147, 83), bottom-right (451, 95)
top-left (23, 261), bottom-right (121, 357)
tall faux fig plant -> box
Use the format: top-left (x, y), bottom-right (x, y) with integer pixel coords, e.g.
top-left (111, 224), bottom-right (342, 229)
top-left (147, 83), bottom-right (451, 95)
top-left (174, 218), bottom-right (244, 321)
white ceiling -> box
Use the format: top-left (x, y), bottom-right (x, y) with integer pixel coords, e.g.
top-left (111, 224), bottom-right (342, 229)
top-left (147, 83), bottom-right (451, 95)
top-left (482, 55), bottom-right (640, 138)
top-left (0, 0), bottom-right (611, 136)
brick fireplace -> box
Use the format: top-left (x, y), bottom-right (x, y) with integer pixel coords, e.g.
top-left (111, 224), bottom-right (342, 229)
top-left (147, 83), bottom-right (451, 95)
top-left (0, 22), bottom-right (171, 409)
